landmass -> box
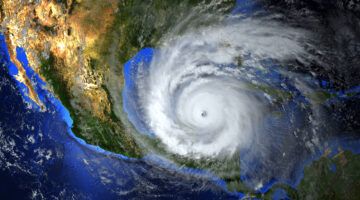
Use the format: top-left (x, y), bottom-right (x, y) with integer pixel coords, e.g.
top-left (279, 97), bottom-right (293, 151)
top-left (0, 0), bottom-right (234, 158)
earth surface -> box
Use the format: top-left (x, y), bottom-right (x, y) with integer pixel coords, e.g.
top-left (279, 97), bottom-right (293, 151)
top-left (0, 0), bottom-right (360, 199)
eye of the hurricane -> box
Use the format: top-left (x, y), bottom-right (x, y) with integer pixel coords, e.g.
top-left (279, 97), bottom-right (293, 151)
top-left (201, 111), bottom-right (207, 117)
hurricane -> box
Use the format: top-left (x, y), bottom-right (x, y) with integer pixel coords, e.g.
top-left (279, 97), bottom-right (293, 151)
top-left (121, 2), bottom-right (360, 191)
top-left (138, 18), bottom-right (312, 157)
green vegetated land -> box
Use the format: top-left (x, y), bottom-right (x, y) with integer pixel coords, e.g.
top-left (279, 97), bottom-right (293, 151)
top-left (261, 150), bottom-right (360, 200)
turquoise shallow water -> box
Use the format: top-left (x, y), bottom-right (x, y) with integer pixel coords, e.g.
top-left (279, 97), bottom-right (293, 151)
top-left (0, 35), bottom-right (242, 199)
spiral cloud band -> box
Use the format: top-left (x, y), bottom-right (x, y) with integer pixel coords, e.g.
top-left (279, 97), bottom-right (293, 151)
top-left (124, 16), bottom-right (319, 158)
